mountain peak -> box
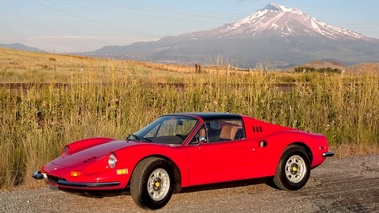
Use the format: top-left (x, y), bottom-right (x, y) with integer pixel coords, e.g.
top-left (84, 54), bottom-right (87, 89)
top-left (262, 3), bottom-right (289, 12)
top-left (210, 3), bottom-right (367, 41)
top-left (261, 4), bottom-right (303, 14)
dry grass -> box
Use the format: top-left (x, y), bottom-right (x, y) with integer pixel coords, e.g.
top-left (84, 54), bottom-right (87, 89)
top-left (331, 144), bottom-right (379, 158)
top-left (1, 48), bottom-right (379, 189)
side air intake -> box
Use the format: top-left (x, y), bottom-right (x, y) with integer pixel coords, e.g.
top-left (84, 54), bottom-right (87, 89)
top-left (252, 126), bottom-right (263, 133)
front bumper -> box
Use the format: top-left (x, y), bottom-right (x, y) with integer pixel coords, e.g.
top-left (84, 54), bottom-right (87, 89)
top-left (322, 151), bottom-right (334, 157)
top-left (32, 170), bottom-right (120, 188)
top-left (57, 180), bottom-right (120, 187)
top-left (32, 171), bottom-right (46, 179)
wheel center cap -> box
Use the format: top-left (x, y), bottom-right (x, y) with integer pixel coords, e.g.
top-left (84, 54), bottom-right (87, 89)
top-left (154, 178), bottom-right (162, 190)
top-left (291, 164), bottom-right (298, 173)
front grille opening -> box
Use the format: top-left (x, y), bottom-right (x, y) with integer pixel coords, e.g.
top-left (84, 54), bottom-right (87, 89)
top-left (47, 175), bottom-right (66, 183)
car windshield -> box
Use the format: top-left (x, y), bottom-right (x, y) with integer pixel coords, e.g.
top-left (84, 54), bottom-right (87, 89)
top-left (130, 115), bottom-right (198, 145)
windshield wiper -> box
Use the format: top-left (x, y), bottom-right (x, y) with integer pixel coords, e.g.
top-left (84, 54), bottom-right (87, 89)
top-left (127, 134), bottom-right (153, 143)
top-left (140, 136), bottom-right (153, 142)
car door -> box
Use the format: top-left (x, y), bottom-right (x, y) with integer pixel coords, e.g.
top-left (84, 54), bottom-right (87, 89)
top-left (186, 139), bottom-right (256, 186)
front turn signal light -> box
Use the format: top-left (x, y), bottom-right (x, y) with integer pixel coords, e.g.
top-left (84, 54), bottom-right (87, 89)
top-left (71, 171), bottom-right (81, 177)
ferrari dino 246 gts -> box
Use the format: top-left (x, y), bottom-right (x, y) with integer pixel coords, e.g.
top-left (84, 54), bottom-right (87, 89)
top-left (33, 112), bottom-right (334, 209)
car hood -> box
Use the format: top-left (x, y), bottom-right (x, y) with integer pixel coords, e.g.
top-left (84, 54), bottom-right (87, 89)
top-left (51, 140), bottom-right (136, 167)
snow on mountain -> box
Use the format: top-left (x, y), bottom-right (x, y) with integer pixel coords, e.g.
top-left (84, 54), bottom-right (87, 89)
top-left (183, 3), bottom-right (367, 40)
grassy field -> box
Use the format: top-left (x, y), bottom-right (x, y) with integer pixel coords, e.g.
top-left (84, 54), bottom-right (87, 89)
top-left (1, 48), bottom-right (379, 189)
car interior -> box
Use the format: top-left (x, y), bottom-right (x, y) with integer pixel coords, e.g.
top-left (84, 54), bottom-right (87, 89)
top-left (192, 120), bottom-right (245, 144)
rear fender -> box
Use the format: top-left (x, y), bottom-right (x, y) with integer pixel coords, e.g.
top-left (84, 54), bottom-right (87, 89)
top-left (255, 131), bottom-right (319, 176)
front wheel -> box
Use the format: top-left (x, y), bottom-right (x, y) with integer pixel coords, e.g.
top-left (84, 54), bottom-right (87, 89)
top-left (130, 157), bottom-right (173, 210)
top-left (272, 145), bottom-right (310, 190)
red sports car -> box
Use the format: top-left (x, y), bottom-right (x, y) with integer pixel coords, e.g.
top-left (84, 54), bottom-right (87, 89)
top-left (33, 112), bottom-right (334, 209)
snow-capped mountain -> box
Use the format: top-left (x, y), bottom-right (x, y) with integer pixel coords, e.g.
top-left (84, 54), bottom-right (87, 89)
top-left (89, 4), bottom-right (379, 67)
top-left (228, 4), bottom-right (366, 39)
top-left (180, 4), bottom-right (368, 40)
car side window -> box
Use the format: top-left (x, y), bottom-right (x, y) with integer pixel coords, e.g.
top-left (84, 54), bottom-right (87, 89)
top-left (206, 119), bottom-right (245, 143)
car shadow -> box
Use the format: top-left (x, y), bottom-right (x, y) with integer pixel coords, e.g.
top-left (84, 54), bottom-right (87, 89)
top-left (178, 178), bottom-right (270, 193)
top-left (58, 177), bottom-right (272, 198)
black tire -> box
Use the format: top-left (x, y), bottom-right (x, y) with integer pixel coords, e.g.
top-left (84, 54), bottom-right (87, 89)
top-left (130, 157), bottom-right (174, 210)
top-left (272, 145), bottom-right (310, 190)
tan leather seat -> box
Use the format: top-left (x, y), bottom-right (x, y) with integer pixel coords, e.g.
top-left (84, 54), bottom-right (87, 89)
top-left (219, 125), bottom-right (238, 140)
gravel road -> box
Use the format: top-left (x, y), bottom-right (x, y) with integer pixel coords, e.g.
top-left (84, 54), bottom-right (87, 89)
top-left (1, 155), bottom-right (379, 213)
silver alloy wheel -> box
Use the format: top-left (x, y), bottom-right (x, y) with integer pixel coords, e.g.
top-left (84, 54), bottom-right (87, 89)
top-left (147, 168), bottom-right (170, 201)
top-left (285, 155), bottom-right (306, 183)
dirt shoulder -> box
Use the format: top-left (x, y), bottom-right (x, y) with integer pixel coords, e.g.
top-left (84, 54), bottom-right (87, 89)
top-left (1, 154), bottom-right (379, 213)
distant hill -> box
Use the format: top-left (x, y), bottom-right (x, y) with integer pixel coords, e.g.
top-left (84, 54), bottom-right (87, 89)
top-left (87, 3), bottom-right (379, 68)
top-left (346, 62), bottom-right (379, 73)
top-left (287, 60), bottom-right (346, 71)
top-left (0, 43), bottom-right (43, 52)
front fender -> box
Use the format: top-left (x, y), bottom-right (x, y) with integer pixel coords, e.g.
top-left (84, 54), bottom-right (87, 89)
top-left (65, 137), bottom-right (115, 155)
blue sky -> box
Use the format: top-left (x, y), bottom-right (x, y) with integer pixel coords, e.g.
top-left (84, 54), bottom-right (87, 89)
top-left (1, 0), bottom-right (378, 52)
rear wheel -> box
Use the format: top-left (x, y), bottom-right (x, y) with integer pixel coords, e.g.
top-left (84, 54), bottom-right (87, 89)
top-left (130, 157), bottom-right (173, 210)
top-left (272, 145), bottom-right (310, 190)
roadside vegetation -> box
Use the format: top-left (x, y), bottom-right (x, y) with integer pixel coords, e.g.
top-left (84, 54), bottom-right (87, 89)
top-left (1, 48), bottom-right (378, 189)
